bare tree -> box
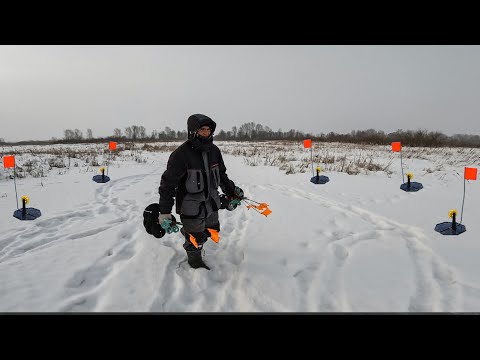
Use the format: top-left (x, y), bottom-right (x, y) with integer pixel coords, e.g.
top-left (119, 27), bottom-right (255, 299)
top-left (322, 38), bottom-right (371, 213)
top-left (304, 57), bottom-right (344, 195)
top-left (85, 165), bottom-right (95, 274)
top-left (113, 128), bottom-right (122, 138)
top-left (216, 129), bottom-right (227, 140)
top-left (64, 129), bottom-right (75, 140)
top-left (74, 129), bottom-right (83, 140)
top-left (125, 126), bottom-right (133, 139)
top-left (132, 125), bottom-right (139, 140)
top-left (139, 126), bottom-right (146, 139)
top-left (131, 126), bottom-right (138, 140)
top-left (86, 128), bottom-right (93, 139)
top-left (264, 126), bottom-right (273, 139)
top-left (238, 122), bottom-right (256, 139)
top-left (130, 125), bottom-right (146, 140)
top-left (163, 126), bottom-right (176, 139)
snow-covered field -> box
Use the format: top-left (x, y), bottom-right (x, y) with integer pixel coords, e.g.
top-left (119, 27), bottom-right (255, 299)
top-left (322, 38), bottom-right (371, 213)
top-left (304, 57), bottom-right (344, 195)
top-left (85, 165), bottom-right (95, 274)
top-left (1, 141), bottom-right (479, 312)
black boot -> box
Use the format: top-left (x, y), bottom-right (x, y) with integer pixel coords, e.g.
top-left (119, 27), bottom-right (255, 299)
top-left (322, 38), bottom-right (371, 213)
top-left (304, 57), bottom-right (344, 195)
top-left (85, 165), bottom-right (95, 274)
top-left (186, 249), bottom-right (210, 270)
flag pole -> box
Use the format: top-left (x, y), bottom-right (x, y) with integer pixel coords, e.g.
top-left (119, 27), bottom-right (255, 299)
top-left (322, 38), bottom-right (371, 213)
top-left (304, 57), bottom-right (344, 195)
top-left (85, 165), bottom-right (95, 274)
top-left (310, 146), bottom-right (314, 177)
top-left (400, 150), bottom-right (405, 184)
top-left (460, 177), bottom-right (466, 224)
top-left (13, 164), bottom-right (19, 209)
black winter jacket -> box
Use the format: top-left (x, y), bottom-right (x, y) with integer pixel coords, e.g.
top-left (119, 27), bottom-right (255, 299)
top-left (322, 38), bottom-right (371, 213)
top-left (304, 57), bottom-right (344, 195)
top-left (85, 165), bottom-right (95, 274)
top-left (158, 140), bottom-right (236, 217)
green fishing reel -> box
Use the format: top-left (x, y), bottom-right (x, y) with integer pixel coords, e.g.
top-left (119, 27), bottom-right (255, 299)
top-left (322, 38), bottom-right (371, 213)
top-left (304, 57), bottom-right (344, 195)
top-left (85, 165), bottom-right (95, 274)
top-left (228, 198), bottom-right (242, 210)
top-left (234, 186), bottom-right (244, 198)
top-left (160, 218), bottom-right (180, 234)
top-left (227, 186), bottom-right (244, 210)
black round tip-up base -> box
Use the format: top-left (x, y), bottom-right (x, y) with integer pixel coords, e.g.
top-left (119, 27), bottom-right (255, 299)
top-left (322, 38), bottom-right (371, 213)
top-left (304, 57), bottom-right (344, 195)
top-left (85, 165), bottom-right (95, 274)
top-left (434, 221), bottom-right (466, 235)
top-left (13, 208), bottom-right (42, 220)
top-left (400, 182), bottom-right (423, 192)
top-left (310, 175), bottom-right (329, 184)
top-left (92, 175), bottom-right (110, 183)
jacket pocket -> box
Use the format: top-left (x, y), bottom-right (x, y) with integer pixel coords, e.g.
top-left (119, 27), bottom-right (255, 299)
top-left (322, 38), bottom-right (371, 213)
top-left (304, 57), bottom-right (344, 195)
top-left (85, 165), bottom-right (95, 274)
top-left (211, 166), bottom-right (221, 188)
top-left (180, 192), bottom-right (206, 216)
top-left (185, 169), bottom-right (204, 193)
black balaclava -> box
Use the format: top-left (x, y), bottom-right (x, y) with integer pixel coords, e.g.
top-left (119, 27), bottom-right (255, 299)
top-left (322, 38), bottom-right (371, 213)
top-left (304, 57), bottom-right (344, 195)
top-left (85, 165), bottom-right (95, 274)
top-left (187, 114), bottom-right (217, 152)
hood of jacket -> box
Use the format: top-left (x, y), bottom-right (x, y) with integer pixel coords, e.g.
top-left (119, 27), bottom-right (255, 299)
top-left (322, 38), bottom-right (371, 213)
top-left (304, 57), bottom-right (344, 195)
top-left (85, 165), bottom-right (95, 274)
top-left (187, 114), bottom-right (217, 140)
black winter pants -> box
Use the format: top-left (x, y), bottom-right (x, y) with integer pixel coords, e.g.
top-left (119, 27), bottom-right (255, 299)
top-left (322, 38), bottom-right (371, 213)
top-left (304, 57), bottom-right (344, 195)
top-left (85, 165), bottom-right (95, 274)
top-left (181, 210), bottom-right (220, 250)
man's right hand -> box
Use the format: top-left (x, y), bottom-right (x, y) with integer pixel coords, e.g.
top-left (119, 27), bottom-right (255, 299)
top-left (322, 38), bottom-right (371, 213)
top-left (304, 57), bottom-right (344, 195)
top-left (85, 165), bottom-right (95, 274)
top-left (158, 213), bottom-right (176, 225)
top-left (158, 213), bottom-right (172, 224)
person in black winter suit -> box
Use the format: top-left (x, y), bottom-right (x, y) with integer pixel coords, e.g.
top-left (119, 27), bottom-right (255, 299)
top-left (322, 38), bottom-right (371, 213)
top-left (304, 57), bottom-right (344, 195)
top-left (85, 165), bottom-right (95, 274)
top-left (144, 114), bottom-right (243, 270)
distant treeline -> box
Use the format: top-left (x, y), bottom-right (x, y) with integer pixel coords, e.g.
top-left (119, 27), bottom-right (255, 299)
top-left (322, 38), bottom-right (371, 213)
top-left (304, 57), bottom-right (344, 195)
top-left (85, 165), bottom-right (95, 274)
top-left (1, 123), bottom-right (479, 148)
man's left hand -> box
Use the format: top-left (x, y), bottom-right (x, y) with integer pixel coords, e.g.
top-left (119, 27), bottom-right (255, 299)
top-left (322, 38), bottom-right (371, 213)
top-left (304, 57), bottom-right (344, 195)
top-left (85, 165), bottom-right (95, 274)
top-left (220, 194), bottom-right (239, 211)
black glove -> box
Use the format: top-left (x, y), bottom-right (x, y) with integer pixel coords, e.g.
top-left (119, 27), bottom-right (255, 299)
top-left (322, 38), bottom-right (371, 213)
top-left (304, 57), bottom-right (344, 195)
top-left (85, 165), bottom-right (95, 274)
top-left (220, 194), bottom-right (239, 211)
top-left (143, 203), bottom-right (166, 238)
top-left (220, 194), bottom-right (231, 210)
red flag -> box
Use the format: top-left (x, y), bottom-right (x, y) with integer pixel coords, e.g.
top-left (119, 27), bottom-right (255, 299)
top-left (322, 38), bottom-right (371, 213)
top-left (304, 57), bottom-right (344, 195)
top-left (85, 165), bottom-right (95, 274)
top-left (464, 167), bottom-right (477, 181)
top-left (391, 142), bottom-right (401, 152)
top-left (109, 141), bottom-right (117, 150)
top-left (303, 139), bottom-right (312, 148)
top-left (3, 155), bottom-right (15, 169)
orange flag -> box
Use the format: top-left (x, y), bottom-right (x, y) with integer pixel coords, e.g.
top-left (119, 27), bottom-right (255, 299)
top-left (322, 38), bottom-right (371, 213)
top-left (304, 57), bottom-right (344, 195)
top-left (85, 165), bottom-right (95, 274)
top-left (391, 142), bottom-right (401, 152)
top-left (464, 167), bottom-right (477, 181)
top-left (303, 139), bottom-right (312, 148)
top-left (109, 141), bottom-right (117, 150)
top-left (3, 155), bottom-right (15, 169)
top-left (261, 209), bottom-right (272, 217)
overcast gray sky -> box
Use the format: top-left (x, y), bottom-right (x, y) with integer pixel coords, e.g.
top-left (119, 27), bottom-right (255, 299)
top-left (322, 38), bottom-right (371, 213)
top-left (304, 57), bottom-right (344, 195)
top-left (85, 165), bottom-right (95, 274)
top-left (1, 45), bottom-right (479, 142)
